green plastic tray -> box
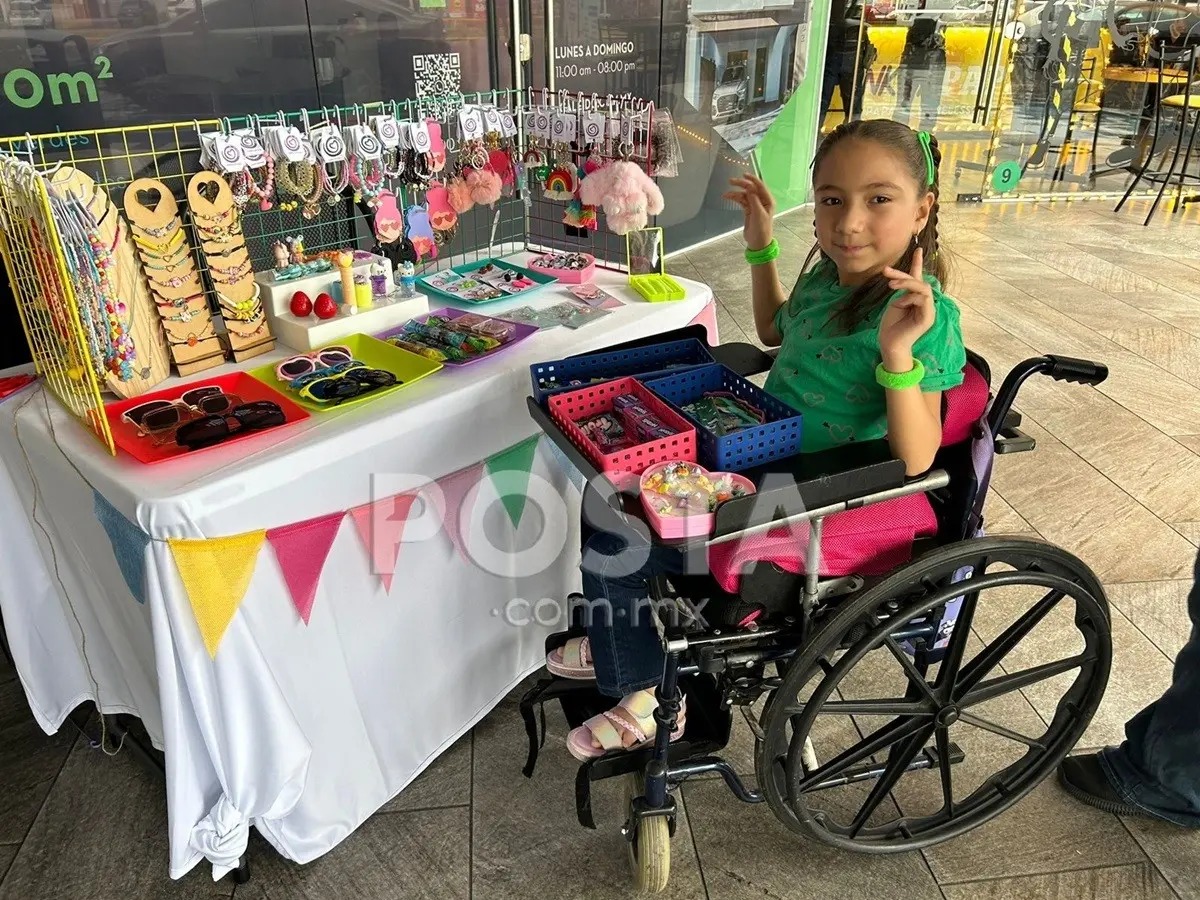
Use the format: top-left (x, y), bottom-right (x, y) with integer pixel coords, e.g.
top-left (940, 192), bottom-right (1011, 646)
top-left (629, 273), bottom-right (686, 302)
top-left (248, 333), bottom-right (443, 413)
top-left (418, 257), bottom-right (558, 306)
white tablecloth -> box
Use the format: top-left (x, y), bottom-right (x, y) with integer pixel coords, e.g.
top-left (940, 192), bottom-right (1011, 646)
top-left (0, 261), bottom-right (715, 880)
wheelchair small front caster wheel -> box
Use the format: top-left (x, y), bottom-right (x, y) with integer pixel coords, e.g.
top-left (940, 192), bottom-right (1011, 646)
top-left (622, 773), bottom-right (671, 893)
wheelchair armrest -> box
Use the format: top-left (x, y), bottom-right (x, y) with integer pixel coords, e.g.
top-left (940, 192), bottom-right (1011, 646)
top-left (995, 423), bottom-right (1037, 454)
top-left (709, 342), bottom-right (778, 378)
top-left (711, 439), bottom-right (908, 539)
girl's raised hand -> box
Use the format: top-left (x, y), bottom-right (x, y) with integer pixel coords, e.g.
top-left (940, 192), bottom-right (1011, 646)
top-left (879, 247), bottom-right (936, 365)
top-left (722, 173), bottom-right (776, 251)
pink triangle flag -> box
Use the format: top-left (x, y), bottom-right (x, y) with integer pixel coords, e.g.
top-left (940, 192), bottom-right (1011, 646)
top-left (434, 462), bottom-right (483, 562)
top-left (267, 512), bottom-right (345, 625)
top-left (351, 493), bottom-right (417, 593)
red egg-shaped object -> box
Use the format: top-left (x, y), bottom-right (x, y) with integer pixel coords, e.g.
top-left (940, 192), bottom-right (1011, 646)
top-left (314, 292), bottom-right (338, 320)
top-left (290, 291), bottom-right (313, 317)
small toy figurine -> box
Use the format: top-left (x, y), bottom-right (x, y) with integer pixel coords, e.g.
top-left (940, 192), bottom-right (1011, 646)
top-left (397, 260), bottom-right (417, 299)
top-left (286, 234), bottom-right (306, 266)
top-left (370, 262), bottom-right (388, 298)
top-left (272, 240), bottom-right (290, 271)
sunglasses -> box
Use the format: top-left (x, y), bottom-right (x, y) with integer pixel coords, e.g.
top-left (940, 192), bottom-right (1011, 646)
top-left (298, 367), bottom-right (398, 405)
top-left (122, 389), bottom-right (243, 441)
top-left (275, 346), bottom-right (354, 382)
top-left (175, 400), bottom-right (287, 450)
top-left (288, 359), bottom-right (367, 391)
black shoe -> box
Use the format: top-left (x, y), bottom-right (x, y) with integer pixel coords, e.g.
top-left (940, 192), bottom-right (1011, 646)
top-left (1058, 753), bottom-right (1146, 817)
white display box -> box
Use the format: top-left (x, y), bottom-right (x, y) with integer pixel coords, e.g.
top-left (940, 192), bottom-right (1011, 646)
top-left (265, 291), bottom-right (430, 352)
top-left (256, 252), bottom-right (423, 351)
top-left (255, 252), bottom-right (396, 317)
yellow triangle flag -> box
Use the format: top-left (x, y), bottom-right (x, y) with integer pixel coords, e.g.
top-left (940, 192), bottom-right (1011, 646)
top-left (169, 530), bottom-right (266, 658)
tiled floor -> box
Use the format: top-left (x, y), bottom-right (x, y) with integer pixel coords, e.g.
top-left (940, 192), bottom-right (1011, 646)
top-left (3, 198), bottom-right (1200, 899)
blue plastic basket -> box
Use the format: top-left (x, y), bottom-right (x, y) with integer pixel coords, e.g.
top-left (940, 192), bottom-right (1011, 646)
top-left (643, 363), bottom-right (804, 471)
top-left (529, 338), bottom-right (715, 405)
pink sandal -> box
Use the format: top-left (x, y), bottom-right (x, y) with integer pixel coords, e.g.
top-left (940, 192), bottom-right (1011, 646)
top-left (566, 691), bottom-right (687, 761)
top-left (547, 636), bottom-right (594, 680)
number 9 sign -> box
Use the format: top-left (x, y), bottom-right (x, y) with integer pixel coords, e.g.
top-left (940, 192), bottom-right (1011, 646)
top-left (990, 161), bottom-right (1021, 194)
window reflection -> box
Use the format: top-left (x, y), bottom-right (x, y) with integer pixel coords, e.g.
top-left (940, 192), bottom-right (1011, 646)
top-left (0, 0), bottom-right (499, 134)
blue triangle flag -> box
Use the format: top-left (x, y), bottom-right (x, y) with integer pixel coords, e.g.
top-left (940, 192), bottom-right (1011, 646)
top-left (93, 490), bottom-right (150, 605)
top-left (542, 435), bottom-right (586, 495)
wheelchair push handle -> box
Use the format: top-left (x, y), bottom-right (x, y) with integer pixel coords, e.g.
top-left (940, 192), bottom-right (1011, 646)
top-left (1045, 354), bottom-right (1108, 386)
top-left (987, 354), bottom-right (1108, 436)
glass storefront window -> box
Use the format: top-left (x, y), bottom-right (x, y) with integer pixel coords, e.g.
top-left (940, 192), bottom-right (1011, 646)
top-left (826, 0), bottom-right (1197, 204)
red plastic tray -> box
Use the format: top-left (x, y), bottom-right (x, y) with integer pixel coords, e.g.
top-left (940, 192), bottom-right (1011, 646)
top-left (105, 371), bottom-right (310, 464)
top-left (548, 376), bottom-right (696, 478)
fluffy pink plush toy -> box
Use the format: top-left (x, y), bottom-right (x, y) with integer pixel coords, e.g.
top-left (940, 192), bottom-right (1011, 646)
top-left (466, 168), bottom-right (503, 207)
top-left (579, 161), bottom-right (665, 235)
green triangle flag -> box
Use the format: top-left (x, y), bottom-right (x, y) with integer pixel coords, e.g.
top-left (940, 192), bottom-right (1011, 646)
top-left (485, 435), bottom-right (540, 529)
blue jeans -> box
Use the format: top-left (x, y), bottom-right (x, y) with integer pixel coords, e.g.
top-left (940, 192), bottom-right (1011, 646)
top-left (580, 528), bottom-right (703, 698)
top-left (1100, 547), bottom-right (1200, 826)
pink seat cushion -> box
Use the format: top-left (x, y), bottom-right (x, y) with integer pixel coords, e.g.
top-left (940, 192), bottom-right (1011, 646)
top-left (706, 493), bottom-right (939, 593)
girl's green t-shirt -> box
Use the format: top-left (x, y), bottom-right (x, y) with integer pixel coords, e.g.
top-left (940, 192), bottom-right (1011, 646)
top-left (762, 264), bottom-right (967, 453)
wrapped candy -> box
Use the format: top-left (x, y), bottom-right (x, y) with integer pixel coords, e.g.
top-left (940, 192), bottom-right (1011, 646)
top-left (641, 462), bottom-right (749, 517)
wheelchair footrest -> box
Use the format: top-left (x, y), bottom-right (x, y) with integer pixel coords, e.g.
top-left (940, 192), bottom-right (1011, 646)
top-left (518, 670), bottom-right (734, 829)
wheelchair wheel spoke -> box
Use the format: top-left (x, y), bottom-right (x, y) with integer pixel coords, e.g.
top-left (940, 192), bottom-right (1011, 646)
top-left (848, 723), bottom-right (936, 838)
top-left (960, 653), bottom-right (1091, 707)
top-left (935, 726), bottom-right (954, 816)
top-left (958, 711), bottom-right (1046, 750)
top-left (953, 589), bottom-right (1064, 700)
top-left (883, 636), bottom-right (939, 707)
top-left (796, 715), bottom-right (927, 793)
top-left (935, 565), bottom-right (984, 696)
top-left (809, 699), bottom-right (934, 717)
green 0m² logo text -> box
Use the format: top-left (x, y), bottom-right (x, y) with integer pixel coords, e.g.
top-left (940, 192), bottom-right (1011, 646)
top-left (2, 57), bottom-right (113, 109)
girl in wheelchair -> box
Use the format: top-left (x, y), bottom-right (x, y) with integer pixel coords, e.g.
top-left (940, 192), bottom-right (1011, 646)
top-left (546, 119), bottom-right (968, 761)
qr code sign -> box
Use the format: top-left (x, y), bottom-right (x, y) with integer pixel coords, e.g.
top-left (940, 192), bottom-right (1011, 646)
top-left (413, 54), bottom-right (462, 119)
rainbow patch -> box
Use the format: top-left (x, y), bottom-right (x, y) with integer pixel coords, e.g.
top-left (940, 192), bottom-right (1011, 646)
top-left (543, 166), bottom-right (577, 200)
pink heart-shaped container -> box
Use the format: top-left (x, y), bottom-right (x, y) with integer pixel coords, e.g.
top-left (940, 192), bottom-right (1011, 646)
top-left (639, 460), bottom-right (756, 540)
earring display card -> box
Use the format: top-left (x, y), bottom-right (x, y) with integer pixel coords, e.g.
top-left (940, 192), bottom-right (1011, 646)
top-left (567, 283), bottom-right (624, 310)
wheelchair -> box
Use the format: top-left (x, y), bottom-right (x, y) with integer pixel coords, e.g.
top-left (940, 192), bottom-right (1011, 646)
top-left (521, 328), bottom-right (1113, 893)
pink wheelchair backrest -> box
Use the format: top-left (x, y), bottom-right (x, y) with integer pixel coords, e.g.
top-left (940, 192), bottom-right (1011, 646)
top-left (706, 363), bottom-right (991, 593)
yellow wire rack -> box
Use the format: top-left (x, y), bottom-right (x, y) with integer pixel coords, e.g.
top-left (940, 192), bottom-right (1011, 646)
top-left (0, 120), bottom-right (226, 454)
top-left (0, 153), bottom-right (116, 453)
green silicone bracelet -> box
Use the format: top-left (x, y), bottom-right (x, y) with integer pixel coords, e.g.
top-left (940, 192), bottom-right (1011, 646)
top-left (744, 238), bottom-right (780, 266)
top-left (875, 359), bottom-right (925, 391)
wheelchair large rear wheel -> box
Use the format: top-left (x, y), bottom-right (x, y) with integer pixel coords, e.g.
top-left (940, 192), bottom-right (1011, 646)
top-left (757, 536), bottom-right (1112, 853)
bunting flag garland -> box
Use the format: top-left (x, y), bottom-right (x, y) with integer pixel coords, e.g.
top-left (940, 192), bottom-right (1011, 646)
top-left (484, 435), bottom-right (540, 529)
top-left (97, 432), bottom-right (573, 656)
top-left (267, 512), bottom-right (345, 623)
top-left (169, 531), bottom-right (266, 658)
top-left (350, 493), bottom-right (416, 593)
top-left (433, 462), bottom-right (483, 561)
top-left (541, 435), bottom-right (586, 495)
top-left (92, 490), bottom-right (150, 605)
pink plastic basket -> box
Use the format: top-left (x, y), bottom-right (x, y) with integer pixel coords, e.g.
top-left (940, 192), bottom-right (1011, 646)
top-left (526, 253), bottom-right (596, 284)
top-left (548, 377), bottom-right (696, 478)
top-left (639, 461), bottom-right (757, 539)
